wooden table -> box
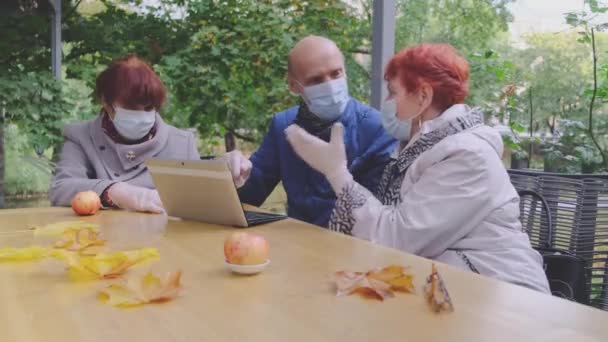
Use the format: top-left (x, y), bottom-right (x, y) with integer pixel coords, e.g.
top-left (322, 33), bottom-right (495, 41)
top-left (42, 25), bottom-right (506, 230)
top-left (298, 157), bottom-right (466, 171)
top-left (0, 208), bottom-right (607, 342)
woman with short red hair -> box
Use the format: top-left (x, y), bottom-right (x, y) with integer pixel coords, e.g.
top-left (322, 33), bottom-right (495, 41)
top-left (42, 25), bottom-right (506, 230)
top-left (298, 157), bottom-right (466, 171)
top-left (50, 55), bottom-right (200, 212)
top-left (286, 43), bottom-right (549, 293)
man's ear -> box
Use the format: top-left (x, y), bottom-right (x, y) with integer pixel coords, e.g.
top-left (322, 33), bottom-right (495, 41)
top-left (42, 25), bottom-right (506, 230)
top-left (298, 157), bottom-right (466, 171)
top-left (287, 75), bottom-right (302, 94)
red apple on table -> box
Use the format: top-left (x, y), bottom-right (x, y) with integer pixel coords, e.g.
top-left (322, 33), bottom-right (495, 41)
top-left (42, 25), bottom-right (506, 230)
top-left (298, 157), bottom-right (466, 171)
top-left (224, 232), bottom-right (269, 265)
top-left (71, 191), bottom-right (101, 216)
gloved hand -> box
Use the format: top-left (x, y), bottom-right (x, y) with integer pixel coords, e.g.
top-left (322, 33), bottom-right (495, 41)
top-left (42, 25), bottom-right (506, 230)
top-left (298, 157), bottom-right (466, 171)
top-left (220, 150), bottom-right (252, 188)
top-left (285, 123), bottom-right (352, 193)
top-left (107, 182), bottom-right (164, 214)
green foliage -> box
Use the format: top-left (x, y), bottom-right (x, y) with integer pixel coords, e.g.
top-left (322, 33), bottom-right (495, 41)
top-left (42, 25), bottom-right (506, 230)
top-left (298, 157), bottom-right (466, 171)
top-left (158, 1), bottom-right (296, 139)
top-left (0, 71), bottom-right (90, 155)
top-left (468, 50), bottom-right (520, 108)
top-left (158, 0), bottom-right (370, 140)
top-left (517, 32), bottom-right (596, 122)
top-left (395, 0), bottom-right (517, 122)
top-left (63, 1), bottom-right (191, 85)
top-left (0, 13), bottom-right (51, 74)
top-left (3, 124), bottom-right (52, 195)
top-left (555, 0), bottom-right (608, 172)
top-left (395, 0), bottom-right (514, 54)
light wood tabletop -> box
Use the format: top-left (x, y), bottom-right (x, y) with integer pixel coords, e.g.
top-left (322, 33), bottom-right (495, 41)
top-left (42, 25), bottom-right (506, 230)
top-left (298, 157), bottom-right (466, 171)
top-left (0, 207), bottom-right (607, 342)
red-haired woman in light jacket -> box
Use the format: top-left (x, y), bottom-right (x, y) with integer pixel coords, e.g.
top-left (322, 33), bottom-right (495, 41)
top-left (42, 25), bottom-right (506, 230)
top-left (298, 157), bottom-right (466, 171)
top-left (286, 43), bottom-right (550, 293)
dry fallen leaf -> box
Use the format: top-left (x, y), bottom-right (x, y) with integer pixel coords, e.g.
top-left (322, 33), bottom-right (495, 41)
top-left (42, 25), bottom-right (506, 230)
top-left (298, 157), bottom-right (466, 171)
top-left (368, 265), bottom-right (415, 293)
top-left (98, 271), bottom-right (182, 308)
top-left (52, 248), bottom-right (160, 282)
top-left (54, 228), bottom-right (106, 254)
top-left (34, 221), bottom-right (99, 237)
top-left (333, 271), bottom-right (366, 296)
top-left (424, 263), bottom-right (454, 313)
top-left (0, 246), bottom-right (49, 262)
top-left (333, 270), bottom-right (393, 300)
top-left (333, 265), bottom-right (414, 301)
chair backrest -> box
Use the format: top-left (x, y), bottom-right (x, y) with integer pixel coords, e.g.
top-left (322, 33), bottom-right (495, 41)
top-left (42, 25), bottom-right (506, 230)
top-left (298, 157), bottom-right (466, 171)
top-left (509, 169), bottom-right (608, 310)
top-left (517, 189), bottom-right (553, 249)
top-left (518, 188), bottom-right (590, 304)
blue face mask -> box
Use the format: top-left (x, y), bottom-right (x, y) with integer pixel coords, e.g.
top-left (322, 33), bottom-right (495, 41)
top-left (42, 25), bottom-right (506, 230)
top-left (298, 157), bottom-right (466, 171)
top-left (112, 106), bottom-right (157, 141)
top-left (301, 77), bottom-right (350, 122)
top-left (381, 99), bottom-right (411, 141)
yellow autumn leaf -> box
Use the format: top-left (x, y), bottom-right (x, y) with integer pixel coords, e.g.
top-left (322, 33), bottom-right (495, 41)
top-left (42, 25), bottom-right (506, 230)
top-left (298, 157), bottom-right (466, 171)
top-left (33, 221), bottom-right (99, 237)
top-left (388, 273), bottom-right (416, 293)
top-left (122, 248), bottom-right (160, 262)
top-left (54, 228), bottom-right (105, 254)
top-left (0, 246), bottom-right (49, 262)
top-left (99, 271), bottom-right (182, 308)
top-left (99, 284), bottom-right (143, 307)
top-left (52, 248), bottom-right (160, 282)
top-left (368, 265), bottom-right (415, 293)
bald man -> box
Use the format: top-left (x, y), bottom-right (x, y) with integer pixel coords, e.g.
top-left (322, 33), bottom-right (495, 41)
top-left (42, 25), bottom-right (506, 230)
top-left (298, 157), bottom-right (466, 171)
top-left (223, 36), bottom-right (396, 227)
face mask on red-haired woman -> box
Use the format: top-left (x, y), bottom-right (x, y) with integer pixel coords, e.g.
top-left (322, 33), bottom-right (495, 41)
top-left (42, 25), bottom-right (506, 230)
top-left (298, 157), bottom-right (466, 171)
top-left (112, 107), bottom-right (157, 141)
top-left (381, 99), bottom-right (412, 141)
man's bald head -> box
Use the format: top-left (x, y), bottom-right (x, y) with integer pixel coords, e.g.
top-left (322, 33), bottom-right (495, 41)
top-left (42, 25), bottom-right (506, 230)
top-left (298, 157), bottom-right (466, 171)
top-left (287, 36), bottom-right (346, 93)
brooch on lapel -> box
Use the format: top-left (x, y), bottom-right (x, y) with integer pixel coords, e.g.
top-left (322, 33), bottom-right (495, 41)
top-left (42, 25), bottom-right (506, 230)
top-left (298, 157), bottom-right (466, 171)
top-left (126, 151), bottom-right (136, 162)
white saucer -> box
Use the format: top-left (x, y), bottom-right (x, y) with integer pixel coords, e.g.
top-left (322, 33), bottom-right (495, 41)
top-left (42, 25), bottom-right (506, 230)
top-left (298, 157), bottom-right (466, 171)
top-left (225, 259), bottom-right (270, 275)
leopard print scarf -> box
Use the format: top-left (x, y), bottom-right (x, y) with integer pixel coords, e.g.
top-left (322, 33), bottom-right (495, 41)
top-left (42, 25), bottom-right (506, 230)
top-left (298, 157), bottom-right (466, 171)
top-left (374, 110), bottom-right (484, 206)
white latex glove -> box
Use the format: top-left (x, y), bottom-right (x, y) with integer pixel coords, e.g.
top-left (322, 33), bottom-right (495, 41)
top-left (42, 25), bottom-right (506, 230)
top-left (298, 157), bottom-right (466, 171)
top-left (220, 150), bottom-right (252, 188)
top-left (107, 182), bottom-right (164, 214)
top-left (285, 123), bottom-right (352, 193)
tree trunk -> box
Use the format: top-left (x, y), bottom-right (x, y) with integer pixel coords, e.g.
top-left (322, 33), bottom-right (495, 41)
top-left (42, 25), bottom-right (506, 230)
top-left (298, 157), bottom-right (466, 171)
top-left (581, 162), bottom-right (599, 174)
top-left (224, 131), bottom-right (236, 152)
top-left (51, 140), bottom-right (63, 164)
top-left (543, 157), bottom-right (560, 173)
top-left (510, 155), bottom-right (529, 170)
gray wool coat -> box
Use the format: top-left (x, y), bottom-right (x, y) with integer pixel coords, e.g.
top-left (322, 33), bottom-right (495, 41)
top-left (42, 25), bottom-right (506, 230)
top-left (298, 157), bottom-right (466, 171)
top-left (49, 114), bottom-right (200, 206)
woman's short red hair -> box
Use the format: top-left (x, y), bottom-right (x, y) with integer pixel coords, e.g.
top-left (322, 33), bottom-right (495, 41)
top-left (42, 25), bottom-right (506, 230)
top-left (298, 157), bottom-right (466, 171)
top-left (384, 43), bottom-right (469, 111)
top-left (95, 55), bottom-right (166, 110)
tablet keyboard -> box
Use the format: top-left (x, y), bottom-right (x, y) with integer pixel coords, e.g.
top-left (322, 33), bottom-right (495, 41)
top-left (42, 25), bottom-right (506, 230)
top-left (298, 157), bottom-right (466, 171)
top-left (244, 211), bottom-right (287, 226)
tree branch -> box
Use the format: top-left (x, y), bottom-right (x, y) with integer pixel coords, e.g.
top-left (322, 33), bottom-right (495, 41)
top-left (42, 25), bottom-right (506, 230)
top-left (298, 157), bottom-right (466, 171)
top-left (360, 0), bottom-right (372, 24)
top-left (546, 115), bottom-right (556, 135)
top-left (587, 28), bottom-right (608, 170)
top-left (62, 0), bottom-right (84, 22)
top-left (348, 49), bottom-right (370, 55)
top-left (351, 59), bottom-right (371, 80)
top-left (228, 128), bottom-right (256, 143)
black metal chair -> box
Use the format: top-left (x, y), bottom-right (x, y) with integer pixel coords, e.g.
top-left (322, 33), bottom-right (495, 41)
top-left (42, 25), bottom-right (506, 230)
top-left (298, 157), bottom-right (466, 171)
top-left (518, 189), bottom-right (553, 249)
top-left (510, 169), bottom-right (608, 309)
top-left (517, 188), bottom-right (589, 304)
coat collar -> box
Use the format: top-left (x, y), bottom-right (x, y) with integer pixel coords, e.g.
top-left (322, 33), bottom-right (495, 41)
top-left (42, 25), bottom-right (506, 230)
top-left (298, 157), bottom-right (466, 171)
top-left (388, 104), bottom-right (483, 171)
top-left (90, 113), bottom-right (170, 171)
top-left (391, 104), bottom-right (478, 158)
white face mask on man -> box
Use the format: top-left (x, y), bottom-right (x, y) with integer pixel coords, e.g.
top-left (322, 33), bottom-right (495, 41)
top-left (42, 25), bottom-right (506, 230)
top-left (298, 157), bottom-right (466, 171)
top-left (300, 77), bottom-right (350, 122)
top-left (112, 107), bottom-right (157, 141)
